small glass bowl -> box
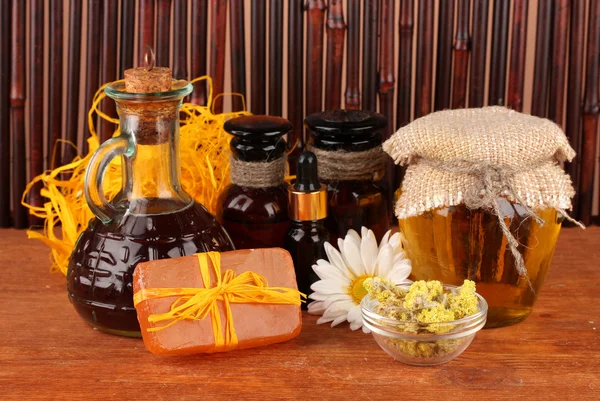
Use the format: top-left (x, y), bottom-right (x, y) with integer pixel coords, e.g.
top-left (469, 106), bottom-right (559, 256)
top-left (361, 284), bottom-right (488, 366)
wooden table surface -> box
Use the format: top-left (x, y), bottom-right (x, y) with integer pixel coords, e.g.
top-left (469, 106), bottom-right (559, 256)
top-left (1, 227), bottom-right (599, 400)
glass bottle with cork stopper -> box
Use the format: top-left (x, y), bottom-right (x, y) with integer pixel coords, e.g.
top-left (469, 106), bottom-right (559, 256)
top-left (217, 116), bottom-right (292, 249)
top-left (284, 151), bottom-right (330, 305)
top-left (67, 49), bottom-right (234, 337)
top-left (305, 109), bottom-right (390, 244)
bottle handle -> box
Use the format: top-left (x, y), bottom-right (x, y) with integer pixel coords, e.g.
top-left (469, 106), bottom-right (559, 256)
top-left (84, 134), bottom-right (134, 224)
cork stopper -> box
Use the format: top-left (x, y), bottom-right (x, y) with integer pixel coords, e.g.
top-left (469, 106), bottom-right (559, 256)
top-left (124, 46), bottom-right (172, 93)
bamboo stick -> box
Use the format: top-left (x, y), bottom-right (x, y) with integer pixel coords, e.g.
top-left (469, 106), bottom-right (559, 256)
top-left (397, 0), bottom-right (413, 128)
top-left (451, 0), bottom-right (470, 109)
top-left (547, 0), bottom-right (570, 126)
top-left (287, 0), bottom-right (304, 173)
top-left (488, 0), bottom-right (510, 105)
top-left (269, 0), bottom-right (283, 115)
top-left (468, 0), bottom-right (489, 108)
top-left (156, 0), bottom-right (172, 68)
top-left (415, 0), bottom-right (434, 117)
top-left (325, 0), bottom-right (345, 111)
top-left (434, 0), bottom-right (454, 111)
top-left (579, 0), bottom-right (600, 226)
top-left (565, 0), bottom-right (586, 220)
top-left (191, 0), bottom-right (208, 105)
top-left (0, 0), bottom-right (10, 227)
top-left (99, 0), bottom-right (118, 144)
top-left (48, 0), bottom-right (63, 169)
top-left (64, 0), bottom-right (82, 166)
top-left (251, 1), bottom-right (266, 114)
top-left (362, 0), bottom-right (378, 112)
top-left (29, 0), bottom-right (44, 226)
top-left (119, 0), bottom-right (135, 77)
top-left (230, 0), bottom-right (246, 112)
top-left (344, 0), bottom-right (360, 109)
top-left (531, 0), bottom-right (552, 117)
top-left (210, 0), bottom-right (227, 113)
top-left (306, 0), bottom-right (326, 117)
top-left (138, 0), bottom-right (155, 65)
top-left (507, 0), bottom-right (529, 111)
top-left (10, 0), bottom-right (26, 228)
top-left (82, 0), bottom-right (102, 155)
top-left (173, 0), bottom-right (187, 80)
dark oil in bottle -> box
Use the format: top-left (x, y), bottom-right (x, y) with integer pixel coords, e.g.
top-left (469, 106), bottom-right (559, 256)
top-left (67, 198), bottom-right (234, 337)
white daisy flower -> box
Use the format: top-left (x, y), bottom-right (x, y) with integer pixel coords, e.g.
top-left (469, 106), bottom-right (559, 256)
top-left (308, 227), bottom-right (412, 333)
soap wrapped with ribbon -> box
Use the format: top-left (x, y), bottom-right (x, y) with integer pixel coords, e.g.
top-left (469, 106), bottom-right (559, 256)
top-left (133, 249), bottom-right (304, 355)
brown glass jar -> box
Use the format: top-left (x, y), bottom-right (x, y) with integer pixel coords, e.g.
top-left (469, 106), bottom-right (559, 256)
top-left (217, 116), bottom-right (291, 249)
top-left (305, 110), bottom-right (389, 243)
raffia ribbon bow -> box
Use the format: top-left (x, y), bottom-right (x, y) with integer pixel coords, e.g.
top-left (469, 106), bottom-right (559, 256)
top-left (420, 158), bottom-right (583, 282)
top-left (133, 252), bottom-right (305, 352)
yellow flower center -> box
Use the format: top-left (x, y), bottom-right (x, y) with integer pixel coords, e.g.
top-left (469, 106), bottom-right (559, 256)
top-left (349, 275), bottom-right (372, 305)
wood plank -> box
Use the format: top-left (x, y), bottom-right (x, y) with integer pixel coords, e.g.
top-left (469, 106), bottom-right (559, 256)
top-left (230, 0), bottom-right (246, 112)
top-left (434, 0), bottom-right (454, 111)
top-left (1, 227), bottom-right (598, 399)
top-left (0, 0), bottom-right (11, 227)
top-left (268, 0), bottom-right (283, 116)
top-left (48, 0), bottom-right (64, 168)
top-left (565, 0), bottom-right (586, 220)
top-left (324, 0), bottom-right (345, 111)
top-left (468, 0), bottom-right (489, 108)
top-left (10, 0), bottom-right (26, 228)
top-left (451, 0), bottom-right (470, 110)
top-left (579, 0), bottom-right (600, 226)
top-left (64, 0), bottom-right (82, 165)
top-left (251, 1), bottom-right (266, 114)
top-left (415, 0), bottom-right (434, 117)
top-left (344, 0), bottom-right (360, 109)
top-left (531, 0), bottom-right (552, 117)
top-left (362, 0), bottom-right (378, 112)
top-left (287, 0), bottom-right (304, 173)
top-left (488, 0), bottom-right (510, 105)
top-left (507, 0), bottom-right (529, 111)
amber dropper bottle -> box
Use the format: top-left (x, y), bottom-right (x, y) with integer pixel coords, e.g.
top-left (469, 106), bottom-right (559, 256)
top-left (284, 151), bottom-right (330, 307)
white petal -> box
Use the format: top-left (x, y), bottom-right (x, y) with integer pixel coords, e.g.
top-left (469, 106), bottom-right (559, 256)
top-left (343, 236), bottom-right (365, 276)
top-left (349, 321), bottom-right (362, 331)
top-left (346, 229), bottom-right (361, 245)
top-left (362, 325), bottom-right (371, 334)
top-left (310, 279), bottom-right (344, 295)
top-left (387, 263), bottom-right (412, 284)
top-left (360, 230), bottom-right (378, 275)
top-left (375, 244), bottom-right (394, 277)
top-left (324, 242), bottom-right (348, 273)
top-left (307, 301), bottom-right (325, 315)
top-left (324, 294), bottom-right (353, 309)
top-left (378, 230), bottom-right (391, 250)
top-left (321, 306), bottom-right (347, 320)
top-left (388, 232), bottom-right (402, 251)
top-left (361, 226), bottom-right (369, 239)
top-left (347, 305), bottom-right (362, 325)
top-left (330, 314), bottom-right (349, 327)
top-left (313, 263), bottom-right (352, 283)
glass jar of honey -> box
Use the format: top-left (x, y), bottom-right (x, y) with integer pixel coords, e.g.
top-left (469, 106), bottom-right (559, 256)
top-left (305, 109), bottom-right (390, 244)
top-left (384, 107), bottom-right (578, 328)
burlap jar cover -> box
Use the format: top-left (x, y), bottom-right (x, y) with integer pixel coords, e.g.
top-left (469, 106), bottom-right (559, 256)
top-left (382, 106), bottom-right (581, 279)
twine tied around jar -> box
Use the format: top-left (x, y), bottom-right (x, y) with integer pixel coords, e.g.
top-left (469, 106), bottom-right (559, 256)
top-left (309, 146), bottom-right (387, 181)
top-left (229, 156), bottom-right (287, 188)
top-left (420, 158), bottom-right (584, 284)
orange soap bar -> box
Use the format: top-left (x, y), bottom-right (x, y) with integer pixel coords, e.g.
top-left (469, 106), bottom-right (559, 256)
top-left (133, 248), bottom-right (302, 355)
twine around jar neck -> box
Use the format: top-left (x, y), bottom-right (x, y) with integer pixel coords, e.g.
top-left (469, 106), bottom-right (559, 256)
top-left (309, 146), bottom-right (387, 181)
top-left (420, 158), bottom-right (584, 286)
top-left (229, 156), bottom-right (286, 188)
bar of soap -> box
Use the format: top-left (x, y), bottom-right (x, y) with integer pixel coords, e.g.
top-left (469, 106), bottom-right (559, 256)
top-left (133, 248), bottom-right (302, 355)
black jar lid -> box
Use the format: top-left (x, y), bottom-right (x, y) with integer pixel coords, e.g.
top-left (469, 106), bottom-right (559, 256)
top-left (305, 110), bottom-right (387, 152)
top-left (225, 115), bottom-right (291, 162)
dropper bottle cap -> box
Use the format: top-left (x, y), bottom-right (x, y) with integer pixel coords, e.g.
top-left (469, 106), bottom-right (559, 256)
top-left (288, 151), bottom-right (328, 221)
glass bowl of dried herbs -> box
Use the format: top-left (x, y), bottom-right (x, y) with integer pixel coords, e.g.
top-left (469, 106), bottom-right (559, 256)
top-left (361, 278), bottom-right (488, 366)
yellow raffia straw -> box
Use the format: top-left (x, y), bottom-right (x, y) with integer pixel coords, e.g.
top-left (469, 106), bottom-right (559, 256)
top-left (22, 77), bottom-right (250, 275)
